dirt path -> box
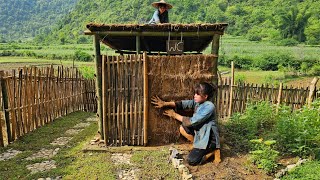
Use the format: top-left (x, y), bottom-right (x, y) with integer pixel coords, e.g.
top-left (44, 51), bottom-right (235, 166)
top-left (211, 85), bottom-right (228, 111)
top-left (174, 144), bottom-right (273, 180)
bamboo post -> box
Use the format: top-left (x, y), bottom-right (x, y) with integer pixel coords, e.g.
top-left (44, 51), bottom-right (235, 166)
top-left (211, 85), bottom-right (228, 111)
top-left (94, 35), bottom-right (104, 140)
top-left (276, 83), bottom-right (283, 113)
top-left (0, 78), bottom-right (4, 147)
top-left (307, 77), bottom-right (319, 108)
top-left (143, 52), bottom-right (149, 146)
top-left (0, 71), bottom-right (11, 143)
top-left (136, 35), bottom-right (141, 55)
top-left (107, 56), bottom-right (112, 145)
top-left (6, 71), bottom-right (16, 140)
top-left (102, 56), bottom-right (108, 144)
top-left (228, 62), bottom-right (234, 118)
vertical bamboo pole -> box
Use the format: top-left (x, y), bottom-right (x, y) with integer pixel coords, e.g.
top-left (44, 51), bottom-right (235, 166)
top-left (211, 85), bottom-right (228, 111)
top-left (137, 55), bottom-right (142, 145)
top-left (6, 71), bottom-right (16, 140)
top-left (13, 69), bottom-right (20, 138)
top-left (276, 83), bottom-right (283, 113)
top-left (228, 62), bottom-right (234, 118)
top-left (143, 52), bottom-right (149, 146)
top-left (124, 55), bottom-right (129, 145)
top-left (17, 69), bottom-right (24, 135)
top-left (130, 55), bottom-right (134, 145)
top-left (0, 71), bottom-right (12, 142)
top-left (112, 56), bottom-right (117, 145)
top-left (107, 56), bottom-right (112, 145)
top-left (307, 77), bottom-right (319, 108)
top-left (102, 56), bottom-right (108, 145)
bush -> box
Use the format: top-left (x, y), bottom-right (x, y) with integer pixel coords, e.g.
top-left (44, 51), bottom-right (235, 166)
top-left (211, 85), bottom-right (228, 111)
top-left (225, 101), bottom-right (276, 152)
top-left (233, 55), bottom-right (254, 69)
top-left (257, 53), bottom-right (297, 71)
top-left (275, 100), bottom-right (320, 158)
top-left (74, 50), bottom-right (92, 62)
top-left (277, 38), bottom-right (299, 46)
top-left (79, 66), bottom-right (95, 79)
top-left (308, 64), bottom-right (320, 76)
top-left (249, 139), bottom-right (279, 173)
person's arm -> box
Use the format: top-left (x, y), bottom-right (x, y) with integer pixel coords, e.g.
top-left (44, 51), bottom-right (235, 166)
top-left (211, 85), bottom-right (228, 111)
top-left (182, 103), bottom-right (214, 128)
top-left (153, 10), bottom-right (160, 24)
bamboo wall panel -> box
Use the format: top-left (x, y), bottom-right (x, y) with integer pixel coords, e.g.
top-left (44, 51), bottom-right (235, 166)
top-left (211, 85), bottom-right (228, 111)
top-left (0, 66), bottom-right (97, 146)
top-left (102, 55), bottom-right (144, 146)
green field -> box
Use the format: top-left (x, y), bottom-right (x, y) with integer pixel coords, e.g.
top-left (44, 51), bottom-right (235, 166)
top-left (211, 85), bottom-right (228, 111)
top-left (1, 36), bottom-right (319, 84)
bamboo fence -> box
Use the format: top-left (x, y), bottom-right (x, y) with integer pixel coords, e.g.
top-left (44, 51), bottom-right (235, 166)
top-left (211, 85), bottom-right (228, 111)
top-left (0, 66), bottom-right (96, 146)
top-left (217, 77), bottom-right (319, 119)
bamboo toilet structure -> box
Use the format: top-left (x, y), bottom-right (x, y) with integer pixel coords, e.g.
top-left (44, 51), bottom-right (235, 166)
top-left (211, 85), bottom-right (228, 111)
top-left (85, 23), bottom-right (228, 146)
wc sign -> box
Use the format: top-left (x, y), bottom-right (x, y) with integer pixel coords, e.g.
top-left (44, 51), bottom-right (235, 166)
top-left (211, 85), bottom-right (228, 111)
top-left (166, 40), bottom-right (184, 55)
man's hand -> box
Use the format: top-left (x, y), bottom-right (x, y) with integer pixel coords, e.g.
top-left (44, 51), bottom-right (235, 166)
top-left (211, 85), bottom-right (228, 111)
top-left (151, 96), bottom-right (167, 108)
top-left (163, 109), bottom-right (177, 119)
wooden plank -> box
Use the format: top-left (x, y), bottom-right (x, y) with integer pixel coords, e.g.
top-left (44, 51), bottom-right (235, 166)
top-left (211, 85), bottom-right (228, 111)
top-left (143, 52), bottom-right (149, 146)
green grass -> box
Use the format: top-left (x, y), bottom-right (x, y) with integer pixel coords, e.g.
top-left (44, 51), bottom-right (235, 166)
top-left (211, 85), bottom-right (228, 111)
top-left (282, 161), bottom-right (320, 180)
top-left (131, 149), bottom-right (180, 180)
top-left (0, 111), bottom-right (181, 180)
top-left (0, 111), bottom-right (117, 180)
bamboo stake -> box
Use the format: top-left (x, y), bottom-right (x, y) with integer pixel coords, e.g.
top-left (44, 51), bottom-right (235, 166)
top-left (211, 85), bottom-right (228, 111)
top-left (13, 69), bottom-right (20, 138)
top-left (228, 62), bottom-right (234, 118)
top-left (143, 52), bottom-right (149, 146)
top-left (129, 55), bottom-right (134, 145)
top-left (276, 83), bottom-right (283, 113)
top-left (6, 71), bottom-right (16, 140)
top-left (112, 56), bottom-right (117, 145)
top-left (17, 69), bottom-right (24, 135)
top-left (307, 77), bottom-right (318, 108)
top-left (124, 55), bottom-right (129, 145)
top-left (107, 56), bottom-right (112, 145)
top-left (102, 56), bottom-right (108, 143)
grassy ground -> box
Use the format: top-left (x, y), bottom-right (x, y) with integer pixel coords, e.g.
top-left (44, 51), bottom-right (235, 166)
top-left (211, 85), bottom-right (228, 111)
top-left (0, 111), bottom-right (179, 180)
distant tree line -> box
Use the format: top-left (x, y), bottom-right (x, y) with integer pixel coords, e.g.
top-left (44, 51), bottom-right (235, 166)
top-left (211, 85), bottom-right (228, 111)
top-left (2, 0), bottom-right (320, 45)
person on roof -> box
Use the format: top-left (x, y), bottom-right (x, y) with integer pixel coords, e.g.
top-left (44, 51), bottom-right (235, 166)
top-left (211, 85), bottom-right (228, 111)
top-left (148, 0), bottom-right (172, 24)
top-left (151, 82), bottom-right (221, 166)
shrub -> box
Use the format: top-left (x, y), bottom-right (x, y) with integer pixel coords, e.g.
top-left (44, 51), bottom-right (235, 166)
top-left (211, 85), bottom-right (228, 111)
top-left (277, 38), bottom-right (299, 46)
top-left (275, 100), bottom-right (320, 158)
top-left (74, 50), bottom-right (92, 62)
top-left (233, 55), bottom-right (254, 69)
top-left (308, 64), bottom-right (320, 76)
top-left (249, 139), bottom-right (279, 173)
top-left (225, 101), bottom-right (276, 152)
top-left (257, 53), bottom-right (297, 71)
top-left (79, 66), bottom-right (95, 79)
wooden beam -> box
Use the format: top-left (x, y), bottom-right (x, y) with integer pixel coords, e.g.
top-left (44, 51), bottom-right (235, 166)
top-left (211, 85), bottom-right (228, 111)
top-left (84, 30), bottom-right (224, 37)
top-left (93, 35), bottom-right (104, 140)
top-left (211, 34), bottom-right (220, 56)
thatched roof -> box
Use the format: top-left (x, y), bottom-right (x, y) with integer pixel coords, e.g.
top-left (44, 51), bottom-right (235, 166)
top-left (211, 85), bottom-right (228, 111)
top-left (85, 23), bottom-right (228, 54)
